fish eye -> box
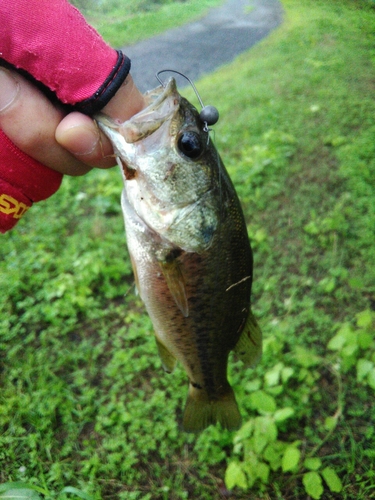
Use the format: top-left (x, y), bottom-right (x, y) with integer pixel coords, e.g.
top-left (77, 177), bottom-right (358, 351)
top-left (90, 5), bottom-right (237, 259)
top-left (177, 131), bottom-right (203, 159)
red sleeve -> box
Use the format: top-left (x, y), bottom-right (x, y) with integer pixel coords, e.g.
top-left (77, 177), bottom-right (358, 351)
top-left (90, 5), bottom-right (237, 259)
top-left (0, 130), bottom-right (63, 233)
top-left (0, 0), bottom-right (132, 233)
top-left (0, 0), bottom-right (131, 114)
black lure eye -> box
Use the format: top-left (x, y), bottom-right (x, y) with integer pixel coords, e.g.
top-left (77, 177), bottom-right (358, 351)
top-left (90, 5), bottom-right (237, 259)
top-left (177, 132), bottom-right (203, 159)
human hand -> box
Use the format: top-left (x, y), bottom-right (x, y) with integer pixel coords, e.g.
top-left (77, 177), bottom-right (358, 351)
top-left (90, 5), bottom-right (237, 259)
top-left (0, 67), bottom-right (145, 176)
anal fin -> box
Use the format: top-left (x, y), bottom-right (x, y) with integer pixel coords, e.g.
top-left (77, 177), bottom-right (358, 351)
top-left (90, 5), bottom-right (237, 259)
top-left (234, 309), bottom-right (262, 367)
top-left (155, 338), bottom-right (177, 373)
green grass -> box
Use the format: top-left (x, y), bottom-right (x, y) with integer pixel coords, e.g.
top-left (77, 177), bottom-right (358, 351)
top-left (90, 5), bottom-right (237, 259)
top-left (1, 0), bottom-right (375, 498)
top-left (73, 0), bottom-right (223, 47)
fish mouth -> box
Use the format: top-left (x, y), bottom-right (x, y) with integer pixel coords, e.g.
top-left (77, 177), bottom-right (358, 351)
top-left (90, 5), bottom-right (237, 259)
top-left (143, 77), bottom-right (179, 108)
top-left (119, 78), bottom-right (180, 144)
top-left (95, 78), bottom-right (180, 144)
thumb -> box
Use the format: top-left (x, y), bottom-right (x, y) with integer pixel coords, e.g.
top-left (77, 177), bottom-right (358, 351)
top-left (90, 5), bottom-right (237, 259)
top-left (55, 112), bottom-right (116, 169)
top-left (56, 75), bottom-right (145, 169)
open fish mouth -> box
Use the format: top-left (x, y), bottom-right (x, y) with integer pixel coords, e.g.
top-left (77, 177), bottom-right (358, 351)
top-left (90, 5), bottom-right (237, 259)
top-left (142, 77), bottom-right (178, 109)
top-left (120, 78), bottom-right (180, 144)
top-left (95, 77), bottom-right (180, 145)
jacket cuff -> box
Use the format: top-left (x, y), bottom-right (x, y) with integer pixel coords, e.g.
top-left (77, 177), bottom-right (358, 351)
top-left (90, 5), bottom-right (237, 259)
top-left (0, 0), bottom-right (131, 115)
top-left (0, 130), bottom-right (63, 233)
top-left (74, 51), bottom-right (131, 115)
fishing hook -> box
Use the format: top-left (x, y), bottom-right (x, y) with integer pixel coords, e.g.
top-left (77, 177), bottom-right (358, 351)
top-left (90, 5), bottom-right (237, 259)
top-left (155, 69), bottom-right (219, 132)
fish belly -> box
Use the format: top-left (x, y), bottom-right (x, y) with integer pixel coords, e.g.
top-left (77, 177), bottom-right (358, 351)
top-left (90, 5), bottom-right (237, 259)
top-left (121, 189), bottom-right (252, 431)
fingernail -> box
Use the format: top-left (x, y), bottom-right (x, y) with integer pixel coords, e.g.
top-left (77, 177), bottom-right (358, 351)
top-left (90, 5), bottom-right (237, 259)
top-left (60, 126), bottom-right (100, 156)
top-left (0, 68), bottom-right (19, 112)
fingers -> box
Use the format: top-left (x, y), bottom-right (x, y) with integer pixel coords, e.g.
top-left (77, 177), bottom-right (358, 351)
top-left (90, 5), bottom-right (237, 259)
top-left (55, 75), bottom-right (146, 170)
top-left (101, 74), bottom-right (146, 122)
top-left (55, 113), bottom-right (116, 170)
top-left (0, 67), bottom-right (96, 175)
top-left (0, 68), bottom-right (146, 176)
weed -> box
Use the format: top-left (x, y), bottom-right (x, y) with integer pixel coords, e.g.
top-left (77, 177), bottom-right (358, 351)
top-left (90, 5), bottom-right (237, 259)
top-left (1, 0), bottom-right (375, 498)
top-left (72, 0), bottom-right (223, 47)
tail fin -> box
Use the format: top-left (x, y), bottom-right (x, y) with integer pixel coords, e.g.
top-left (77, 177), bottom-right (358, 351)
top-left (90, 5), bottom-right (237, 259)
top-left (182, 384), bottom-right (241, 433)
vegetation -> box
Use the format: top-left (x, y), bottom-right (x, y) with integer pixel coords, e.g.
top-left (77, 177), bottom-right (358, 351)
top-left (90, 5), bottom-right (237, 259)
top-left (1, 0), bottom-right (375, 498)
top-left (71, 0), bottom-right (223, 47)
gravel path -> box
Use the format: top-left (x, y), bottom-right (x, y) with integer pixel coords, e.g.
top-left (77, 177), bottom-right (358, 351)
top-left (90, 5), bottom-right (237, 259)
top-left (122, 0), bottom-right (283, 92)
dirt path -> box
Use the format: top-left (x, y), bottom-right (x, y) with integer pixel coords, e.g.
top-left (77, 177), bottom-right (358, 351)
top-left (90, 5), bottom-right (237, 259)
top-left (122, 0), bottom-right (283, 92)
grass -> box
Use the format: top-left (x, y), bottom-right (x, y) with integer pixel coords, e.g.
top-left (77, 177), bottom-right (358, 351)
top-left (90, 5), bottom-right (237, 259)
top-left (72, 0), bottom-right (223, 47)
top-left (1, 0), bottom-right (375, 498)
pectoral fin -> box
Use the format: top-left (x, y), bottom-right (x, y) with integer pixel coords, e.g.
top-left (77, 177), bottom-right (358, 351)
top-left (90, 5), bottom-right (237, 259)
top-left (234, 309), bottom-right (262, 367)
top-left (155, 338), bottom-right (177, 373)
top-left (159, 256), bottom-right (189, 317)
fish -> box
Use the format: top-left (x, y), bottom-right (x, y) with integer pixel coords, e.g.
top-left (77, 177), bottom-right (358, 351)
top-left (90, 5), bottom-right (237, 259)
top-left (95, 77), bottom-right (262, 432)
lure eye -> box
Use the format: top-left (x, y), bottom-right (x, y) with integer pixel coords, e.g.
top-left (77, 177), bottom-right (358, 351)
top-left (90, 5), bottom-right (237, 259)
top-left (177, 132), bottom-right (203, 159)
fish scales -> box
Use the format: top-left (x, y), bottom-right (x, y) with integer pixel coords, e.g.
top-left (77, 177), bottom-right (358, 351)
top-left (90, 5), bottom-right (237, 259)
top-left (96, 77), bottom-right (262, 432)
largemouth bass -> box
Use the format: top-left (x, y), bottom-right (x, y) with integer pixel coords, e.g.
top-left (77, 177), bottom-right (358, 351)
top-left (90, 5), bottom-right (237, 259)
top-left (96, 78), bottom-right (261, 432)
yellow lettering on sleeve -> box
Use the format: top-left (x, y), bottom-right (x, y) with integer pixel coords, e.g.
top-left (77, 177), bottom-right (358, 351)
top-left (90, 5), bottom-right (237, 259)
top-left (0, 194), bottom-right (30, 219)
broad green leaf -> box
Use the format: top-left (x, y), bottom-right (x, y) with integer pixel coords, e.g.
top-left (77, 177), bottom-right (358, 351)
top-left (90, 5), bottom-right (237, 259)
top-left (255, 462), bottom-right (270, 483)
top-left (294, 347), bottom-right (320, 367)
top-left (266, 385), bottom-right (283, 396)
top-left (367, 368), bottom-right (375, 390)
top-left (327, 334), bottom-right (346, 351)
top-left (318, 276), bottom-right (336, 294)
top-left (242, 451), bottom-right (258, 488)
top-left (356, 309), bottom-right (373, 329)
top-left (324, 416), bottom-right (338, 431)
top-left (60, 487), bottom-right (95, 500)
top-left (0, 485), bottom-right (48, 496)
top-left (274, 407), bottom-right (295, 422)
top-left (304, 220), bottom-right (319, 235)
top-left (251, 435), bottom-right (266, 456)
top-left (264, 363), bottom-right (283, 387)
top-left (254, 416), bottom-right (278, 440)
top-left (341, 343), bottom-right (358, 358)
top-left (321, 467), bottom-right (343, 493)
top-left (303, 471), bottom-right (324, 499)
top-left (252, 416), bottom-right (277, 454)
top-left (281, 366), bottom-right (294, 383)
top-left (225, 462), bottom-right (247, 490)
top-left (281, 446), bottom-right (301, 472)
top-left (327, 323), bottom-right (354, 350)
top-left (0, 488), bottom-right (41, 500)
top-left (253, 228), bottom-right (267, 243)
top-left (234, 419), bottom-right (254, 443)
top-left (263, 442), bottom-right (284, 471)
top-left (243, 450), bottom-right (258, 469)
top-left (304, 457), bottom-right (322, 471)
top-left (245, 379), bottom-right (262, 392)
top-left (248, 390), bottom-right (276, 413)
top-left (358, 331), bottom-right (373, 349)
top-left (341, 351), bottom-right (358, 372)
top-left (356, 359), bottom-right (374, 382)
